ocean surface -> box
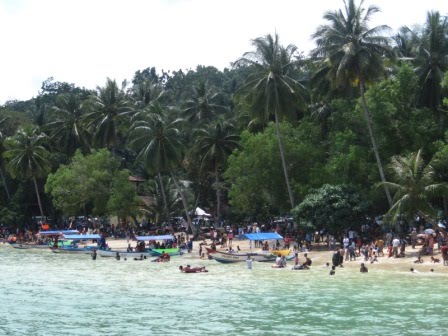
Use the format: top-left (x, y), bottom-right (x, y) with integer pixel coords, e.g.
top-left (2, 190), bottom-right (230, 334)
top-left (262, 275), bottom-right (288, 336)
top-left (0, 244), bottom-right (447, 336)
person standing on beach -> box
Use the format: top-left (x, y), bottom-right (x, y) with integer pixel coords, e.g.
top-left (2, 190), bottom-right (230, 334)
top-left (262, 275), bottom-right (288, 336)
top-left (410, 228), bottom-right (417, 249)
top-left (343, 236), bottom-right (350, 260)
top-left (376, 238), bottom-right (384, 256)
top-left (349, 242), bottom-right (356, 261)
top-left (392, 236), bottom-right (400, 258)
top-left (228, 230), bottom-right (234, 247)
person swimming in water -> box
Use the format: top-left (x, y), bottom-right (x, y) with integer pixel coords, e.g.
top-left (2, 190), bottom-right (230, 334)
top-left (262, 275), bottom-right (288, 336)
top-left (179, 265), bottom-right (208, 273)
top-left (360, 263), bottom-right (368, 273)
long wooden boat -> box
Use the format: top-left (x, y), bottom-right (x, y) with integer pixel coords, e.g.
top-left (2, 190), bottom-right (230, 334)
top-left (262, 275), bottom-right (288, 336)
top-left (211, 249), bottom-right (295, 264)
top-left (50, 234), bottom-right (102, 254)
top-left (7, 230), bottom-right (79, 250)
top-left (10, 239), bottom-right (77, 250)
top-left (50, 245), bottom-right (97, 254)
top-left (97, 247), bottom-right (181, 258)
top-left (97, 234), bottom-right (181, 258)
top-left (10, 243), bottom-right (50, 250)
top-left (97, 249), bottom-right (153, 258)
top-left (210, 250), bottom-right (279, 263)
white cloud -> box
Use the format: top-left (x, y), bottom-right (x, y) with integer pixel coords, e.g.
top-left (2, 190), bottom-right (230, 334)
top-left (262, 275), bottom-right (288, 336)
top-left (1, 0), bottom-right (447, 103)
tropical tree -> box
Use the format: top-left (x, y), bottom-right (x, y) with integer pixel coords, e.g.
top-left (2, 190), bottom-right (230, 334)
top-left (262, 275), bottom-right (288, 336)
top-left (4, 126), bottom-right (51, 218)
top-left (86, 78), bottom-right (131, 150)
top-left (0, 117), bottom-right (10, 199)
top-left (194, 120), bottom-right (240, 222)
top-left (128, 108), bottom-right (194, 232)
top-left (183, 80), bottom-right (227, 122)
top-left (225, 121), bottom-right (324, 216)
top-left (129, 78), bottom-right (164, 110)
top-left (311, 0), bottom-right (394, 206)
top-left (46, 93), bottom-right (91, 156)
top-left (45, 149), bottom-right (120, 216)
top-left (235, 33), bottom-right (308, 209)
top-left (392, 26), bottom-right (420, 59)
top-left (141, 176), bottom-right (182, 224)
top-left (414, 11), bottom-right (448, 126)
top-left (381, 149), bottom-right (447, 222)
top-left (0, 118), bottom-right (8, 195)
top-left (292, 184), bottom-right (370, 235)
top-left (107, 169), bottom-right (142, 225)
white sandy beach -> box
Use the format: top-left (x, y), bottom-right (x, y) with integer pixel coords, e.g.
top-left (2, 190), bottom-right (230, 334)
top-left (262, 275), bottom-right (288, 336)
top-left (105, 237), bottom-right (448, 273)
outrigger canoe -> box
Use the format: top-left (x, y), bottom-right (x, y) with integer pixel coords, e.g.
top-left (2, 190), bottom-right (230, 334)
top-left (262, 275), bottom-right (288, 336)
top-left (210, 232), bottom-right (293, 263)
top-left (97, 235), bottom-right (181, 258)
top-left (211, 250), bottom-right (295, 264)
top-left (9, 230), bottom-right (79, 250)
top-left (50, 234), bottom-right (102, 254)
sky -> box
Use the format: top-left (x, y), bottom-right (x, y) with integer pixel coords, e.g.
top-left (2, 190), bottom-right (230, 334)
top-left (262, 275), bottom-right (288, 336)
top-left (1, 0), bottom-right (447, 104)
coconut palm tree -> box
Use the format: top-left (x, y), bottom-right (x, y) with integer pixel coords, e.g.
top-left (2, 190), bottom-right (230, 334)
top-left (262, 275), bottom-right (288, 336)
top-left (46, 93), bottom-right (92, 156)
top-left (130, 79), bottom-right (164, 110)
top-left (86, 78), bottom-right (131, 150)
top-left (0, 117), bottom-right (10, 199)
top-left (381, 149), bottom-right (447, 222)
top-left (183, 80), bottom-right (227, 122)
top-left (128, 107), bottom-right (194, 232)
top-left (194, 120), bottom-right (240, 222)
top-left (235, 33), bottom-right (308, 209)
top-left (3, 126), bottom-right (51, 218)
top-left (143, 176), bottom-right (182, 224)
top-left (311, 0), bottom-right (393, 206)
top-left (415, 11), bottom-right (448, 123)
top-left (392, 26), bottom-right (420, 59)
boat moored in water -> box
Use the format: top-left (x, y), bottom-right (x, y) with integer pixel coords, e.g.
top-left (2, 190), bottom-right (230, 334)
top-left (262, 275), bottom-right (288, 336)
top-left (97, 234), bottom-right (181, 258)
top-left (210, 232), bottom-right (293, 263)
top-left (50, 234), bottom-right (103, 254)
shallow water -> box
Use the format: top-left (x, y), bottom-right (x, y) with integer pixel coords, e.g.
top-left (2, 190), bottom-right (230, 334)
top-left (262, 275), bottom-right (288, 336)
top-left (0, 245), bottom-right (447, 336)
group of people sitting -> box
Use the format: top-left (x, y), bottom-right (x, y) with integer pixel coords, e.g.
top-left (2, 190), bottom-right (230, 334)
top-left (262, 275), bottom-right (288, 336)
top-left (273, 255), bottom-right (287, 268)
top-left (292, 252), bottom-right (312, 270)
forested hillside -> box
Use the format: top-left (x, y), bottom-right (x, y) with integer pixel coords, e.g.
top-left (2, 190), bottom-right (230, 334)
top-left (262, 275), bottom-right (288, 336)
top-left (1, 1), bottom-right (448, 233)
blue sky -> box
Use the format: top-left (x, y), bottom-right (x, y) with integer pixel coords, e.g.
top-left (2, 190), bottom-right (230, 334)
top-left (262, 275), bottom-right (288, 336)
top-left (1, 0), bottom-right (447, 103)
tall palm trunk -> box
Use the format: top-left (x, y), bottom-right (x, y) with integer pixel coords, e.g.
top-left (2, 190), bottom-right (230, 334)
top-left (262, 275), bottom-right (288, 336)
top-left (0, 167), bottom-right (10, 199)
top-left (274, 111), bottom-right (295, 209)
top-left (157, 171), bottom-right (169, 220)
top-left (33, 176), bottom-right (44, 218)
top-left (359, 80), bottom-right (393, 207)
top-left (170, 173), bottom-right (193, 233)
top-left (215, 162), bottom-right (221, 225)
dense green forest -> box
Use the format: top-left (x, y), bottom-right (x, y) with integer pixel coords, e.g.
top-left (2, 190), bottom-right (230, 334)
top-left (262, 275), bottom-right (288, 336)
top-left (1, 0), bottom-right (448, 234)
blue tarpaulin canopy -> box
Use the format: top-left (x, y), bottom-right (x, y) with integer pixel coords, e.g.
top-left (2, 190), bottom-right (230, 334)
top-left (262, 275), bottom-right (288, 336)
top-left (38, 230), bottom-right (79, 236)
top-left (243, 233), bottom-right (283, 241)
top-left (136, 235), bottom-right (174, 241)
top-left (63, 234), bottom-right (102, 240)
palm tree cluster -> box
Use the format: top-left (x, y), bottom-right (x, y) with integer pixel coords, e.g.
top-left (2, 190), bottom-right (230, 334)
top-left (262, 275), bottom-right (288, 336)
top-left (1, 0), bottom-right (448, 229)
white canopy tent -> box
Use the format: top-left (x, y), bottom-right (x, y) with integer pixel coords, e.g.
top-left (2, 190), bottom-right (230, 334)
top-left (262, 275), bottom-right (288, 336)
top-left (195, 207), bottom-right (211, 217)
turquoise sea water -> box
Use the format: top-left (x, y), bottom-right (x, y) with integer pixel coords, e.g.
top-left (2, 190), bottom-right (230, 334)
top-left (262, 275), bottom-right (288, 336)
top-left (0, 244), bottom-right (447, 336)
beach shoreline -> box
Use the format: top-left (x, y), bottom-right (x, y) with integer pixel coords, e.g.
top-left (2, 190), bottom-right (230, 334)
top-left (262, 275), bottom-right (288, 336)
top-left (105, 237), bottom-right (448, 274)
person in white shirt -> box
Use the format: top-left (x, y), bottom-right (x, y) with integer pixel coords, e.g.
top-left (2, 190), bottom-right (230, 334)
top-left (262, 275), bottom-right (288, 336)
top-left (343, 236), bottom-right (350, 260)
top-left (392, 237), bottom-right (400, 257)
